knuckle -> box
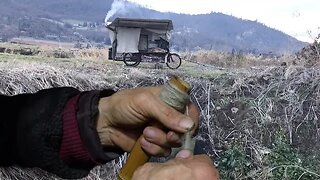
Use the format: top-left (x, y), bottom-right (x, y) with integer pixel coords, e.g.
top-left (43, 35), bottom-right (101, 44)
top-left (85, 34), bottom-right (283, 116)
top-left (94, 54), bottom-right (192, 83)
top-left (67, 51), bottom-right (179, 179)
top-left (195, 166), bottom-right (219, 180)
top-left (133, 163), bottom-right (154, 179)
top-left (143, 162), bottom-right (155, 169)
top-left (163, 107), bottom-right (174, 117)
top-left (135, 91), bottom-right (153, 106)
top-left (133, 167), bottom-right (143, 177)
top-left (136, 91), bottom-right (153, 102)
top-left (162, 107), bottom-right (178, 121)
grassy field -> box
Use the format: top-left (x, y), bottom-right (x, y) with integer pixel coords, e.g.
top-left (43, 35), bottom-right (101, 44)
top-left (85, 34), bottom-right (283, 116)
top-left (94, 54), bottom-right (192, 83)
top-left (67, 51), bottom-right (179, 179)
top-left (0, 43), bottom-right (320, 180)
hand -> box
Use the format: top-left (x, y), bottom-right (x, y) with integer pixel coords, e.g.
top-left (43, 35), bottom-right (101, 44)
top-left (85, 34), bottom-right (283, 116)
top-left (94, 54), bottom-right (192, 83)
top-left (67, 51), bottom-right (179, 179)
top-left (132, 150), bottom-right (219, 180)
top-left (96, 86), bottom-right (199, 156)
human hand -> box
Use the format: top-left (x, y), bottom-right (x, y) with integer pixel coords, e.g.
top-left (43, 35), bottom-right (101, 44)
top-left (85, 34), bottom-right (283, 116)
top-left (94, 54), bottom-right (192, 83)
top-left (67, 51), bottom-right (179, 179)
top-left (96, 86), bottom-right (199, 156)
top-left (132, 150), bottom-right (219, 180)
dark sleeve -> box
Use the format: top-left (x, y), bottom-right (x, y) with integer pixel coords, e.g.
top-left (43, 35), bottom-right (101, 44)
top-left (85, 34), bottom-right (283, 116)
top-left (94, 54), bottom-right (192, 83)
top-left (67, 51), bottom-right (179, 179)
top-left (0, 88), bottom-right (122, 179)
top-left (59, 90), bottom-right (124, 172)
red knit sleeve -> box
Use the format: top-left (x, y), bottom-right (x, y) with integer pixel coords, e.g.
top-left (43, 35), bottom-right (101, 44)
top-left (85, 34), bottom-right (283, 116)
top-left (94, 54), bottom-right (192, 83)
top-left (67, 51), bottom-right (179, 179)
top-left (59, 95), bottom-right (96, 164)
top-left (60, 90), bottom-right (123, 167)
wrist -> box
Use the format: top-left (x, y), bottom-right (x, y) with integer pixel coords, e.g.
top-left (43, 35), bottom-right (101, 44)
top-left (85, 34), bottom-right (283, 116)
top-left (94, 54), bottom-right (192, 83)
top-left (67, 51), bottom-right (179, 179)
top-left (97, 95), bottom-right (136, 152)
top-left (97, 96), bottom-right (114, 146)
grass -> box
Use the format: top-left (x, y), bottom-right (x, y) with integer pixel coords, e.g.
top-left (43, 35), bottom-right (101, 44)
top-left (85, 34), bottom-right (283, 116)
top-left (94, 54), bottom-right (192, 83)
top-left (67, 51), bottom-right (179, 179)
top-left (0, 42), bottom-right (109, 60)
top-left (0, 53), bottom-right (49, 62)
top-left (182, 50), bottom-right (297, 68)
top-left (0, 44), bottom-right (320, 180)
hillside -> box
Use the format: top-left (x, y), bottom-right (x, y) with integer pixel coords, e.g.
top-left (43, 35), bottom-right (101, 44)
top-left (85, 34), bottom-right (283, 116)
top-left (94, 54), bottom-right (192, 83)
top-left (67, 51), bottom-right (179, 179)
top-left (0, 0), bottom-right (109, 21)
top-left (0, 0), bottom-right (307, 54)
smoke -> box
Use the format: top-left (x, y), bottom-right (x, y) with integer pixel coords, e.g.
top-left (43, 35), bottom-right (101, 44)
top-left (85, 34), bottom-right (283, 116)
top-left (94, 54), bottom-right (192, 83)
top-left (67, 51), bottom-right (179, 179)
top-left (105, 0), bottom-right (145, 24)
top-left (105, 0), bottom-right (128, 24)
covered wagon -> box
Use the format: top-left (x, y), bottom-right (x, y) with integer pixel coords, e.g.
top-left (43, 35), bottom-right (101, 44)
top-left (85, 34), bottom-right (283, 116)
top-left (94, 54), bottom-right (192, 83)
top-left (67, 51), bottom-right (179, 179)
top-left (107, 18), bottom-right (181, 69)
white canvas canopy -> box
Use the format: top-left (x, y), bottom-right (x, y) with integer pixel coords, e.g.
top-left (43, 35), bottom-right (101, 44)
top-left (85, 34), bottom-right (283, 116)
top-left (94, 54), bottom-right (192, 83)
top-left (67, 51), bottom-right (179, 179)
top-left (117, 27), bottom-right (141, 53)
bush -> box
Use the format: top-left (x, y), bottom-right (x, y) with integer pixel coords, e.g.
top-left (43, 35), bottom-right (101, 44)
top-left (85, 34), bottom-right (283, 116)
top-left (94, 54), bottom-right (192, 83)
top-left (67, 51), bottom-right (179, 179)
top-left (265, 131), bottom-right (304, 179)
top-left (216, 144), bottom-right (253, 179)
top-left (296, 33), bottom-right (320, 67)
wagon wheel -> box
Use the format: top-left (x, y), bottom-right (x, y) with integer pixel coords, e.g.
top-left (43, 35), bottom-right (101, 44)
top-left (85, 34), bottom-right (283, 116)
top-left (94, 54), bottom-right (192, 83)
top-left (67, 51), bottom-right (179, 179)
top-left (166, 53), bottom-right (182, 69)
top-left (123, 53), bottom-right (141, 67)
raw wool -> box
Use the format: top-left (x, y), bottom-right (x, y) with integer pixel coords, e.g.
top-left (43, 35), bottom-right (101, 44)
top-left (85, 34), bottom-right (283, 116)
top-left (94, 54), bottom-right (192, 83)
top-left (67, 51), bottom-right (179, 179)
top-left (160, 79), bottom-right (190, 113)
top-left (1, 59), bottom-right (320, 179)
top-left (160, 78), bottom-right (196, 156)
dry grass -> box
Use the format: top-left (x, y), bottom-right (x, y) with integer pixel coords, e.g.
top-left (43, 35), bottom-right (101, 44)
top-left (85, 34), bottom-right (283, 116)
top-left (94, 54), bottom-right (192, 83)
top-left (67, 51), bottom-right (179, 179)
top-left (0, 42), bottom-right (109, 60)
top-left (182, 50), bottom-right (297, 68)
top-left (38, 47), bottom-right (109, 60)
top-left (0, 48), bottom-right (320, 179)
top-left (296, 39), bottom-right (320, 67)
top-left (192, 66), bottom-right (320, 179)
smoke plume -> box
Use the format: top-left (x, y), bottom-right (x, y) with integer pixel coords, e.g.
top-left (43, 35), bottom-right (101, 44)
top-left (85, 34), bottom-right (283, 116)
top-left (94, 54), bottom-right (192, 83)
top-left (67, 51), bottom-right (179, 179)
top-left (105, 0), bottom-right (127, 24)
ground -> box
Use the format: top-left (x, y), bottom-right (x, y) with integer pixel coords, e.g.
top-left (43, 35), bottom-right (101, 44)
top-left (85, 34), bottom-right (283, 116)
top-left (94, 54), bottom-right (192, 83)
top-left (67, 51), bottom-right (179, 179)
top-left (0, 43), bottom-right (319, 180)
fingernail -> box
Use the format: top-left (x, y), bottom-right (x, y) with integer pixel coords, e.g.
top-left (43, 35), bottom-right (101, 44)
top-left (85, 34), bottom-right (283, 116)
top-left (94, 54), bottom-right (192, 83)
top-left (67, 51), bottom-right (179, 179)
top-left (179, 118), bottom-right (194, 130)
top-left (169, 132), bottom-right (181, 143)
top-left (176, 150), bottom-right (192, 158)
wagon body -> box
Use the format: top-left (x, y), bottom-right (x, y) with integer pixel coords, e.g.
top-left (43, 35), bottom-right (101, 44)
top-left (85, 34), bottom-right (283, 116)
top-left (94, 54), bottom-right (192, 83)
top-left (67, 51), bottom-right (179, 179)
top-left (107, 18), bottom-right (181, 69)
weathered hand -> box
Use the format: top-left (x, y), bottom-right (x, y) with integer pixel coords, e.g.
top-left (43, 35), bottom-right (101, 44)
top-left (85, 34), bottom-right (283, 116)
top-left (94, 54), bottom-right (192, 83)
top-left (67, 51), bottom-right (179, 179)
top-left (96, 86), bottom-right (199, 156)
top-left (132, 150), bottom-right (219, 180)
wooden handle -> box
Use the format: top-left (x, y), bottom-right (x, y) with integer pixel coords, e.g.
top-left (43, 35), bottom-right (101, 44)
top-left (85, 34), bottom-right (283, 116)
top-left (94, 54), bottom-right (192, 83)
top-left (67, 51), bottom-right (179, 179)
top-left (118, 76), bottom-right (191, 180)
top-left (118, 136), bottom-right (149, 180)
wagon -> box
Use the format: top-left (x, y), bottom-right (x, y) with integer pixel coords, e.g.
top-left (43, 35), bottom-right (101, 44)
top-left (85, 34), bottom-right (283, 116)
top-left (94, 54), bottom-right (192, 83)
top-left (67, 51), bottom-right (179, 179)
top-left (107, 18), bottom-right (181, 69)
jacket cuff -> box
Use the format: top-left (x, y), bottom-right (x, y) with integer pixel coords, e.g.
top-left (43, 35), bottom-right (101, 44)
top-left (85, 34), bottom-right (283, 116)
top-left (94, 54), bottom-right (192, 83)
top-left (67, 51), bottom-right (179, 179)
top-left (60, 95), bottom-right (93, 165)
top-left (60, 89), bottom-right (123, 166)
top-left (76, 89), bottom-right (124, 164)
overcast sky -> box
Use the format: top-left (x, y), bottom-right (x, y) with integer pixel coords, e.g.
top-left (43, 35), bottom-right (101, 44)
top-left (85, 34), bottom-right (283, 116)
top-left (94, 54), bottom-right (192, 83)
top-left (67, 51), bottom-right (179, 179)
top-left (127, 0), bottom-right (319, 42)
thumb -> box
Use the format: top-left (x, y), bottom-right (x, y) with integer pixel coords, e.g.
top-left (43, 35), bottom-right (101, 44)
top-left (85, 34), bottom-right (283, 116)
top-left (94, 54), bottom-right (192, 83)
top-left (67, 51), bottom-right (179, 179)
top-left (176, 149), bottom-right (193, 159)
top-left (144, 95), bottom-right (195, 133)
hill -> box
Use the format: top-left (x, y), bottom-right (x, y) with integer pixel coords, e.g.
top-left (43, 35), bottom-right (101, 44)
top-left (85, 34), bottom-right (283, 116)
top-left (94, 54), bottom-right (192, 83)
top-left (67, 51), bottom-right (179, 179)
top-left (0, 0), bottom-right (307, 54)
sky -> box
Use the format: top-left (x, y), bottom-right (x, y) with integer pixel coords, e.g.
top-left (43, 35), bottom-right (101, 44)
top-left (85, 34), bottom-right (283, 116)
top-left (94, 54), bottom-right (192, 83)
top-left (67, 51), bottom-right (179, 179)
top-left (127, 0), bottom-right (320, 43)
